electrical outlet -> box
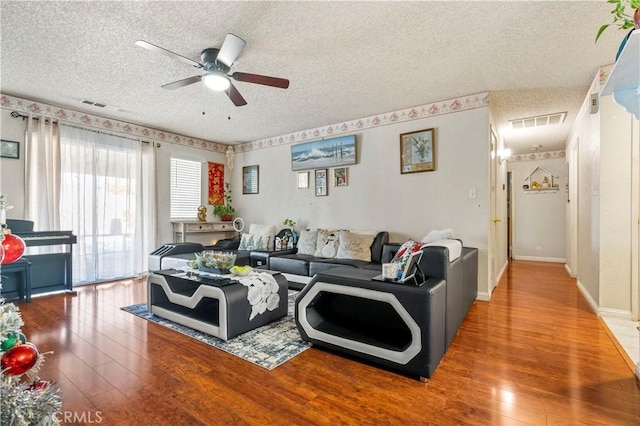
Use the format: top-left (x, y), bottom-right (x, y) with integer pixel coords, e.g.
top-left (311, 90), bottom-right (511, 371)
top-left (468, 188), bottom-right (477, 199)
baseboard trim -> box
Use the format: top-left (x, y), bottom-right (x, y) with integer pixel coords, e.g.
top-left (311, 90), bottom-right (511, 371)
top-left (476, 291), bottom-right (491, 301)
top-left (512, 255), bottom-right (566, 263)
top-left (564, 263), bottom-right (575, 277)
top-left (496, 260), bottom-right (508, 285)
top-left (598, 307), bottom-right (634, 319)
top-left (636, 363), bottom-right (640, 382)
top-left (576, 279), bottom-right (598, 314)
top-left (598, 316), bottom-right (637, 375)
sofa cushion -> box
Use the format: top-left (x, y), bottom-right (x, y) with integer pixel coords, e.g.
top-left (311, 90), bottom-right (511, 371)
top-left (269, 254), bottom-right (312, 276)
top-left (297, 229), bottom-right (318, 255)
top-left (314, 229), bottom-right (340, 258)
top-left (336, 230), bottom-right (375, 262)
top-left (239, 233), bottom-right (271, 251)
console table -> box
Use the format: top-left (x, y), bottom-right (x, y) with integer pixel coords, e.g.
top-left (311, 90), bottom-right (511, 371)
top-left (147, 269), bottom-right (288, 340)
top-left (171, 220), bottom-right (235, 243)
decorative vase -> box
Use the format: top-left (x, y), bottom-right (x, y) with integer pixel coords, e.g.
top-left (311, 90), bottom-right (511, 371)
top-left (635, 8), bottom-right (640, 29)
top-left (221, 214), bottom-right (233, 222)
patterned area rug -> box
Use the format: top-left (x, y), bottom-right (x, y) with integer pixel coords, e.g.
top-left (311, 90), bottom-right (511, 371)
top-left (121, 291), bottom-right (310, 370)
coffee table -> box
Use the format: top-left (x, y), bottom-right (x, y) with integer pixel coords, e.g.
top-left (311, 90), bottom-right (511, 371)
top-left (147, 269), bottom-right (288, 340)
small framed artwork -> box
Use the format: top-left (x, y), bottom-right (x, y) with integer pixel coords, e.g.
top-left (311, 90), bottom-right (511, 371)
top-left (297, 171), bottom-right (309, 189)
top-left (333, 167), bottom-right (348, 186)
top-left (400, 128), bottom-right (435, 174)
top-left (0, 140), bottom-right (19, 159)
top-left (242, 165), bottom-right (259, 194)
top-left (315, 169), bottom-right (327, 196)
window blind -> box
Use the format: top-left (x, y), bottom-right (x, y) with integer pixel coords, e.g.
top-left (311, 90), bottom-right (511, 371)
top-left (170, 158), bottom-right (201, 219)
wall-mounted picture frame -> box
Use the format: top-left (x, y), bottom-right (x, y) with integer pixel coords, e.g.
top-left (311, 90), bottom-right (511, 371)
top-left (400, 128), bottom-right (435, 174)
top-left (315, 169), bottom-right (327, 196)
top-left (333, 167), bottom-right (348, 186)
top-left (0, 140), bottom-right (19, 159)
top-left (297, 171), bottom-right (309, 189)
top-left (242, 165), bottom-right (259, 194)
top-left (291, 135), bottom-right (356, 171)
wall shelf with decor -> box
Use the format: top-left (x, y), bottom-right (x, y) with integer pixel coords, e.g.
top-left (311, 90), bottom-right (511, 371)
top-left (522, 166), bottom-right (559, 194)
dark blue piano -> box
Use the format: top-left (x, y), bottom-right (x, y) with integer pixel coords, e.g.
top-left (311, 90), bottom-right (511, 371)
top-left (3, 219), bottom-right (77, 302)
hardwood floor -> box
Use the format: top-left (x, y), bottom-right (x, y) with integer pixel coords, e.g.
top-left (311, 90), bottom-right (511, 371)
top-left (14, 260), bottom-right (640, 425)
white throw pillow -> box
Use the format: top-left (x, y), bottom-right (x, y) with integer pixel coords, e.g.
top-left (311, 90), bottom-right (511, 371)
top-left (314, 229), bottom-right (340, 258)
top-left (239, 233), bottom-right (271, 251)
top-left (421, 228), bottom-right (456, 244)
top-left (296, 229), bottom-right (318, 255)
top-left (247, 224), bottom-right (276, 250)
top-left (336, 230), bottom-right (375, 262)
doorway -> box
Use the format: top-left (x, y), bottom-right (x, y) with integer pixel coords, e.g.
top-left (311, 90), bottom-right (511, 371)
top-left (507, 171), bottom-right (513, 259)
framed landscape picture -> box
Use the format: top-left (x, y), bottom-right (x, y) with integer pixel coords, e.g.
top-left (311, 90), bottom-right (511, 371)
top-left (400, 128), bottom-right (435, 174)
top-left (291, 135), bottom-right (356, 171)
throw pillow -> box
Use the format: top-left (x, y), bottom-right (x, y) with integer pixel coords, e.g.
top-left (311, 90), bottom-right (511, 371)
top-left (391, 239), bottom-right (424, 270)
top-left (238, 233), bottom-right (271, 251)
top-left (314, 229), bottom-right (340, 258)
top-left (336, 230), bottom-right (375, 262)
top-left (421, 228), bottom-right (456, 244)
top-left (296, 229), bottom-right (318, 256)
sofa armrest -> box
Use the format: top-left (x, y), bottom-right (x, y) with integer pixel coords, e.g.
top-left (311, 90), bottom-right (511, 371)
top-left (250, 248), bottom-right (297, 268)
top-left (381, 243), bottom-right (401, 263)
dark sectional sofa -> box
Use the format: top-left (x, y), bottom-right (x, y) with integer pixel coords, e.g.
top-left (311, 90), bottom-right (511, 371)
top-left (267, 231), bottom-right (389, 288)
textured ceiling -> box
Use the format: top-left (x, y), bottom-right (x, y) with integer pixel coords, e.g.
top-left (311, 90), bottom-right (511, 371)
top-left (0, 1), bottom-right (623, 154)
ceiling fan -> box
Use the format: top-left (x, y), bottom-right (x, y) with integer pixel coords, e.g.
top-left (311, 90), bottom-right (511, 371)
top-left (135, 34), bottom-right (289, 107)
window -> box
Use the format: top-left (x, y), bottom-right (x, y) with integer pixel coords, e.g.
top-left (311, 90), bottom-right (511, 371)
top-left (170, 158), bottom-right (201, 219)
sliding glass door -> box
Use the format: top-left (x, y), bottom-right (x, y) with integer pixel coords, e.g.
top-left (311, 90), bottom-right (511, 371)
top-left (60, 126), bottom-right (141, 283)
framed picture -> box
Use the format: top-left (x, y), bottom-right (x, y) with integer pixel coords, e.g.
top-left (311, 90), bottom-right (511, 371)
top-left (297, 171), bottom-right (309, 189)
top-left (333, 167), bottom-right (348, 186)
top-left (0, 140), bottom-right (19, 159)
top-left (291, 135), bottom-right (356, 171)
top-left (399, 128), bottom-right (435, 174)
top-left (315, 169), bottom-right (327, 196)
top-left (242, 165), bottom-right (259, 194)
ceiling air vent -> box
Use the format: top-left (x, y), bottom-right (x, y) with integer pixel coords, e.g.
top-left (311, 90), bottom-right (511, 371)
top-left (510, 112), bottom-right (566, 129)
top-left (80, 99), bottom-right (120, 112)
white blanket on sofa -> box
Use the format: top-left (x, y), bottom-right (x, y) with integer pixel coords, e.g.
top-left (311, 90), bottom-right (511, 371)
top-left (423, 239), bottom-right (462, 262)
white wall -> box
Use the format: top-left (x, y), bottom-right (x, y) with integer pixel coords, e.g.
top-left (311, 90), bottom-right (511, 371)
top-left (598, 94), bottom-right (637, 315)
top-left (509, 157), bottom-right (567, 262)
top-left (231, 107), bottom-right (492, 295)
top-left (0, 108), bottom-right (26, 218)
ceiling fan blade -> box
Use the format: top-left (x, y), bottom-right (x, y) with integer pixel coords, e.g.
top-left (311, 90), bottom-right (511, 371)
top-left (135, 40), bottom-right (202, 68)
top-left (161, 75), bottom-right (203, 90)
top-left (231, 72), bottom-right (289, 89)
top-left (225, 82), bottom-right (247, 107)
top-left (216, 33), bottom-right (246, 68)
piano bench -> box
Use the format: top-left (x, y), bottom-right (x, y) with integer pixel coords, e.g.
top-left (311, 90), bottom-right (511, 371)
top-left (1, 257), bottom-right (32, 302)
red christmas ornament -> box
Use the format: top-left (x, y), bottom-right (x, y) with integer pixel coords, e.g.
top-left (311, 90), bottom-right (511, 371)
top-left (29, 380), bottom-right (50, 392)
top-left (1, 232), bottom-right (25, 264)
top-left (1, 343), bottom-right (39, 375)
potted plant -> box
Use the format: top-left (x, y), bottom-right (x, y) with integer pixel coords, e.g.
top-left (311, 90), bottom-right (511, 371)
top-left (595, 0), bottom-right (640, 43)
top-left (213, 182), bottom-right (235, 221)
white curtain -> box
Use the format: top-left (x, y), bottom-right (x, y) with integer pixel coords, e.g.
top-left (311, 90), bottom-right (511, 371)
top-left (25, 116), bottom-right (61, 230)
top-left (59, 125), bottom-right (156, 283)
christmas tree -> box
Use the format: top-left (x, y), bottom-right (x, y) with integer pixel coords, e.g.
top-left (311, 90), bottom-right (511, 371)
top-left (0, 194), bottom-right (62, 424)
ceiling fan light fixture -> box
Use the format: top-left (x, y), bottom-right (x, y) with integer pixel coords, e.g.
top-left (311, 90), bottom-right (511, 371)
top-left (203, 73), bottom-right (230, 91)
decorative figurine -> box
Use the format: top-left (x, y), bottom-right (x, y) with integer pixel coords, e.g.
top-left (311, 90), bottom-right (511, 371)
top-left (197, 205), bottom-right (207, 222)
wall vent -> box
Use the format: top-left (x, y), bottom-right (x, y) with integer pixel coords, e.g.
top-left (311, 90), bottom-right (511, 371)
top-left (510, 112), bottom-right (566, 129)
top-left (80, 99), bottom-right (120, 112)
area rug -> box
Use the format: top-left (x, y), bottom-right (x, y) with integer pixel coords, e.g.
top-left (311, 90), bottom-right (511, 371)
top-left (121, 291), bottom-right (310, 370)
